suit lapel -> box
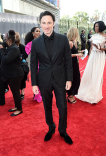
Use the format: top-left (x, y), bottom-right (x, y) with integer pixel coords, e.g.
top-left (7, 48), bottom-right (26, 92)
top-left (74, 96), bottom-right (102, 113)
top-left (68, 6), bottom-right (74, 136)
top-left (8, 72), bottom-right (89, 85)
top-left (39, 35), bottom-right (50, 61)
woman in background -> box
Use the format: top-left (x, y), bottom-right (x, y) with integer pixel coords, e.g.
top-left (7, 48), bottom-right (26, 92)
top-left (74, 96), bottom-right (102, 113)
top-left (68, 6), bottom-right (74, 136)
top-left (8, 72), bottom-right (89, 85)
top-left (15, 32), bottom-right (28, 100)
top-left (25, 27), bottom-right (42, 103)
top-left (76, 21), bottom-right (106, 104)
top-left (0, 30), bottom-right (24, 116)
top-left (0, 35), bottom-right (5, 106)
top-left (67, 27), bottom-right (84, 103)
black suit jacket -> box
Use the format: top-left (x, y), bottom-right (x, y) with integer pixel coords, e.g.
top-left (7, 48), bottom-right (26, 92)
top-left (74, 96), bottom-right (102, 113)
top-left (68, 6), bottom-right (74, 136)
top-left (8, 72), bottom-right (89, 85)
top-left (31, 32), bottom-right (73, 88)
top-left (88, 33), bottom-right (92, 40)
top-left (80, 33), bottom-right (86, 44)
top-left (0, 44), bottom-right (24, 79)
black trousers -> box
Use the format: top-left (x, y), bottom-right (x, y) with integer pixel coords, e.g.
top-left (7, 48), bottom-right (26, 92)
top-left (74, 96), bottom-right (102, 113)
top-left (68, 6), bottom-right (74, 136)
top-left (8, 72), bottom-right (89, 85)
top-left (81, 43), bottom-right (86, 50)
top-left (0, 70), bottom-right (5, 105)
top-left (8, 76), bottom-right (24, 110)
top-left (40, 77), bottom-right (67, 134)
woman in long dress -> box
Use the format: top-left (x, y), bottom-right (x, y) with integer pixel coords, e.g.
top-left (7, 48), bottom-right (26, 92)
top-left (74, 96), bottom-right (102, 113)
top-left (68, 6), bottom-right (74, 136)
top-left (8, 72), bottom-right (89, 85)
top-left (66, 27), bottom-right (84, 103)
top-left (76, 21), bottom-right (106, 104)
top-left (25, 27), bottom-right (42, 103)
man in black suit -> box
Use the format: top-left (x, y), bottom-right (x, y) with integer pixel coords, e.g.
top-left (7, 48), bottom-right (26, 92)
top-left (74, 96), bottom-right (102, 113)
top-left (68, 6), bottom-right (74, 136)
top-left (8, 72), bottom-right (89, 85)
top-left (87, 30), bottom-right (92, 55)
top-left (80, 29), bottom-right (86, 50)
top-left (30, 11), bottom-right (73, 145)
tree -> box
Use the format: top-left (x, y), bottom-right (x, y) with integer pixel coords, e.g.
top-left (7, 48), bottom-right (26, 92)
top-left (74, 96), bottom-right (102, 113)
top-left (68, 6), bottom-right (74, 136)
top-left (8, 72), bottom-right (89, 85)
top-left (101, 11), bottom-right (106, 22)
top-left (90, 10), bottom-right (101, 23)
top-left (71, 11), bottom-right (89, 23)
top-left (61, 15), bottom-right (70, 20)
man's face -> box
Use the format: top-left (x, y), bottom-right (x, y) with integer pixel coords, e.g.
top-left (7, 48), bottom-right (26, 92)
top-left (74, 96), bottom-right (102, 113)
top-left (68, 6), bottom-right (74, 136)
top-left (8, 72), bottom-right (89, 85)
top-left (40, 15), bottom-right (55, 36)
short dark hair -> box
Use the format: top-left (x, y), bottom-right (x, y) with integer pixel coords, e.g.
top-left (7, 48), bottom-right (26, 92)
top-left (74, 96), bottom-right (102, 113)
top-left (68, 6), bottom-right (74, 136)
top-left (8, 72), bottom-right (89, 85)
top-left (39, 11), bottom-right (55, 23)
top-left (81, 29), bottom-right (85, 33)
top-left (93, 21), bottom-right (106, 32)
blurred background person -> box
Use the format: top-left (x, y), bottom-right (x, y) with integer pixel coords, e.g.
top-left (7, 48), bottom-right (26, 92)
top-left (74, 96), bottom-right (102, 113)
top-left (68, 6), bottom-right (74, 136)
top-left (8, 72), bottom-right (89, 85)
top-left (0, 34), bottom-right (6, 106)
top-left (87, 30), bottom-right (92, 55)
top-left (67, 27), bottom-right (84, 103)
top-left (0, 30), bottom-right (24, 116)
top-left (25, 27), bottom-right (42, 103)
top-left (80, 29), bottom-right (86, 50)
top-left (1, 34), bottom-right (9, 93)
top-left (15, 32), bottom-right (28, 100)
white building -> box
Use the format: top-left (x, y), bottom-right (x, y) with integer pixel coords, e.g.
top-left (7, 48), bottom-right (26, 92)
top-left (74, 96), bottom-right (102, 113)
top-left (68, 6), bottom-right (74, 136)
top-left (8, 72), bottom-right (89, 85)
top-left (0, 0), bottom-right (60, 19)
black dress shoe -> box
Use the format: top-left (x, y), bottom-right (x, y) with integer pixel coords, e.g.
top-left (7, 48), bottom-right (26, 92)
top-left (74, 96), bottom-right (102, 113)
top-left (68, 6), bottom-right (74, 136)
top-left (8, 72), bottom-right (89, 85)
top-left (60, 133), bottom-right (73, 145)
top-left (11, 111), bottom-right (23, 116)
top-left (8, 108), bottom-right (17, 112)
top-left (44, 129), bottom-right (55, 141)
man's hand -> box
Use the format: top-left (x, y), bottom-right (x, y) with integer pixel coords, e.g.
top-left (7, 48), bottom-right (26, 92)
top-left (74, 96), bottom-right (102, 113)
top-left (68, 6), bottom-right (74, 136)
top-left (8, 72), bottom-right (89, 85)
top-left (32, 86), bottom-right (39, 95)
top-left (65, 81), bottom-right (72, 90)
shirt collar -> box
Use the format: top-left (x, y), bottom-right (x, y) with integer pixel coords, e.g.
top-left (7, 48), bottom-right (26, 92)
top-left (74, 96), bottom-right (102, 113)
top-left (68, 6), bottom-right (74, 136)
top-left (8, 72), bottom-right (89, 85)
top-left (43, 31), bottom-right (54, 40)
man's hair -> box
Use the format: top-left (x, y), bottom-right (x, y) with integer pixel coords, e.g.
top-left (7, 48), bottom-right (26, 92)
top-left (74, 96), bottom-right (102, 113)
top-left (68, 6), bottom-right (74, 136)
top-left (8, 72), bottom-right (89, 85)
top-left (81, 29), bottom-right (85, 33)
top-left (93, 21), bottom-right (106, 32)
top-left (39, 11), bottom-right (55, 22)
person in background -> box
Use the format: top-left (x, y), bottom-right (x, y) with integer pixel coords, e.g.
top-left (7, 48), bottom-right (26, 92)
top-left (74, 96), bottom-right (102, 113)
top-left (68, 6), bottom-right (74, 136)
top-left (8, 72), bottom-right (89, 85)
top-left (1, 34), bottom-right (9, 94)
top-left (0, 35), bottom-right (6, 106)
top-left (67, 27), bottom-right (84, 103)
top-left (76, 21), bottom-right (106, 104)
top-left (15, 32), bottom-right (28, 100)
top-left (25, 27), bottom-right (42, 103)
top-left (87, 30), bottom-right (92, 55)
top-left (0, 30), bottom-right (24, 116)
top-left (80, 29), bottom-right (86, 50)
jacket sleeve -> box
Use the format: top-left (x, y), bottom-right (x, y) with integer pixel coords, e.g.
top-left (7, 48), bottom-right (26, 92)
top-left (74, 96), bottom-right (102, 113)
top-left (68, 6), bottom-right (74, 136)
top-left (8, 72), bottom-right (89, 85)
top-left (1, 47), bottom-right (19, 64)
top-left (30, 40), bottom-right (38, 86)
top-left (64, 36), bottom-right (73, 81)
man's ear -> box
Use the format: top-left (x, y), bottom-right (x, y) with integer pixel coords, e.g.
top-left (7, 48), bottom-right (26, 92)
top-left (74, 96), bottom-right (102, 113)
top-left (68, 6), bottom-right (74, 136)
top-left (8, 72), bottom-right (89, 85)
top-left (53, 22), bottom-right (55, 29)
top-left (53, 22), bottom-right (55, 27)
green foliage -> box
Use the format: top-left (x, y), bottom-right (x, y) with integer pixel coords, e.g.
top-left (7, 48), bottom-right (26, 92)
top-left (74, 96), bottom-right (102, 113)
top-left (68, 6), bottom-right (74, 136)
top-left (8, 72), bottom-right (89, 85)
top-left (101, 11), bottom-right (106, 22)
top-left (61, 15), bottom-right (70, 19)
top-left (90, 10), bottom-right (101, 23)
top-left (59, 19), bottom-right (94, 42)
top-left (71, 11), bottom-right (89, 23)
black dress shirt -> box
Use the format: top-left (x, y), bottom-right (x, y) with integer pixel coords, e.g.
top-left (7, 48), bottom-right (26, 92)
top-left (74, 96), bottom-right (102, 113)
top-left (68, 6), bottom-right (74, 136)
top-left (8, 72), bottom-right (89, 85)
top-left (43, 31), bottom-right (54, 62)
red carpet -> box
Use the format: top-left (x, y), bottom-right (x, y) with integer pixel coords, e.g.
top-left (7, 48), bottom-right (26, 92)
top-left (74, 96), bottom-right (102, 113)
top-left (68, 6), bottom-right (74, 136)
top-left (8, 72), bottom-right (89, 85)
top-left (0, 57), bottom-right (106, 156)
